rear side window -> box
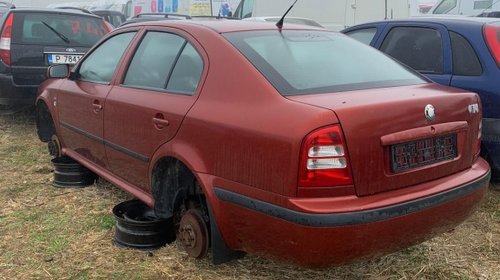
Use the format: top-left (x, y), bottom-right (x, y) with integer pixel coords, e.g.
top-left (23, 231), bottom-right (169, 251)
top-left (345, 28), bottom-right (377, 45)
top-left (225, 30), bottom-right (425, 95)
top-left (450, 31), bottom-right (482, 76)
top-left (123, 32), bottom-right (203, 95)
top-left (13, 13), bottom-right (108, 46)
top-left (380, 27), bottom-right (444, 74)
top-left (78, 32), bottom-right (136, 83)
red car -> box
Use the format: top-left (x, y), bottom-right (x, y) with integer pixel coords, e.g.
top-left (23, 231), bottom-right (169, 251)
top-left (36, 20), bottom-right (490, 267)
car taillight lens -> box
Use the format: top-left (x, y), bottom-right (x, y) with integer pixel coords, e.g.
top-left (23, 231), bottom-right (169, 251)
top-left (475, 120), bottom-right (482, 160)
top-left (483, 23), bottom-right (500, 67)
top-left (298, 125), bottom-right (353, 188)
top-left (0, 13), bottom-right (13, 65)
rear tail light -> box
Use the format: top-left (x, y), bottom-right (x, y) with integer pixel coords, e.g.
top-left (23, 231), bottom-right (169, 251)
top-left (483, 23), bottom-right (500, 67)
top-left (298, 125), bottom-right (353, 188)
top-left (0, 13), bottom-right (13, 65)
top-left (475, 120), bottom-right (482, 160)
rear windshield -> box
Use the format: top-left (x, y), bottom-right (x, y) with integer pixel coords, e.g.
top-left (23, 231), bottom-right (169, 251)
top-left (224, 30), bottom-right (426, 95)
top-left (13, 12), bottom-right (108, 46)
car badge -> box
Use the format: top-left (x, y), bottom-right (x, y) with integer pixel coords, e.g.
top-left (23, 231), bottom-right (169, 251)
top-left (66, 48), bottom-right (76, 52)
top-left (468, 103), bottom-right (479, 114)
top-left (424, 104), bottom-right (435, 121)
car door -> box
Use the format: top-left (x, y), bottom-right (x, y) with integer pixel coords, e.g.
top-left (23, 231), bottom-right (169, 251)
top-left (373, 23), bottom-right (452, 85)
top-left (57, 31), bottom-right (137, 167)
top-left (103, 29), bottom-right (205, 190)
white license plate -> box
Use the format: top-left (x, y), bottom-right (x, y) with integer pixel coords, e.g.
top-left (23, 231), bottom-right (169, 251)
top-left (48, 54), bottom-right (83, 65)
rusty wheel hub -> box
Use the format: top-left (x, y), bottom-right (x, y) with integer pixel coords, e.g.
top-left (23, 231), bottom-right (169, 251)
top-left (177, 209), bottom-right (209, 259)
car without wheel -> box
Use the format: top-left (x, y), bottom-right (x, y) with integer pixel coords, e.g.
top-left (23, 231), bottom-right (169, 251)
top-left (36, 20), bottom-right (490, 267)
top-left (342, 17), bottom-right (500, 181)
top-left (0, 7), bottom-right (111, 113)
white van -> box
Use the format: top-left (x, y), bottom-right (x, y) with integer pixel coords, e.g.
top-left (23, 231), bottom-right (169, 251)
top-left (233, 0), bottom-right (412, 31)
top-left (430, 0), bottom-right (499, 15)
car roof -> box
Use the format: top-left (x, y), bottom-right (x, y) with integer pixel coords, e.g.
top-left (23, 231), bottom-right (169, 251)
top-left (121, 18), bottom-right (325, 33)
top-left (359, 15), bottom-right (500, 26)
top-left (7, 7), bottom-right (102, 18)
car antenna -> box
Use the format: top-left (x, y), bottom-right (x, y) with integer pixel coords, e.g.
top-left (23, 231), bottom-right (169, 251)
top-left (276, 0), bottom-right (298, 30)
top-left (477, 0), bottom-right (500, 16)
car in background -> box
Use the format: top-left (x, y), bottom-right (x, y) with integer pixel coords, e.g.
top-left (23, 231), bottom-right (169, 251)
top-left (36, 19), bottom-right (490, 267)
top-left (342, 17), bottom-right (500, 180)
top-left (478, 11), bottom-right (500, 18)
top-left (0, 1), bottom-right (14, 16)
top-left (242, 16), bottom-right (324, 28)
top-left (119, 12), bottom-right (190, 26)
top-left (92, 9), bottom-right (126, 28)
top-left (0, 7), bottom-right (111, 113)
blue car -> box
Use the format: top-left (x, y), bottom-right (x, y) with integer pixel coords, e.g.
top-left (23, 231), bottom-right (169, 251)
top-left (343, 17), bottom-right (500, 180)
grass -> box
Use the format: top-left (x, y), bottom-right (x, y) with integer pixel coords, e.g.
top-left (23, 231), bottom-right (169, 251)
top-left (0, 112), bottom-right (499, 279)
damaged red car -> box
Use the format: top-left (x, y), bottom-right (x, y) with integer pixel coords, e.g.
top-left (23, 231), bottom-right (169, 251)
top-left (35, 20), bottom-right (490, 267)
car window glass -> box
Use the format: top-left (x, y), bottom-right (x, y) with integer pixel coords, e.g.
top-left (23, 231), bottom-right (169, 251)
top-left (474, 0), bottom-right (493, 9)
top-left (15, 13), bottom-right (108, 46)
top-left (380, 27), bottom-right (443, 74)
top-left (345, 28), bottom-right (377, 45)
top-left (225, 30), bottom-right (425, 95)
top-left (433, 0), bottom-right (457, 14)
top-left (450, 31), bottom-right (482, 76)
top-left (78, 32), bottom-right (136, 83)
top-left (166, 43), bottom-right (204, 94)
top-left (242, 0), bottom-right (254, 18)
top-left (123, 32), bottom-right (185, 90)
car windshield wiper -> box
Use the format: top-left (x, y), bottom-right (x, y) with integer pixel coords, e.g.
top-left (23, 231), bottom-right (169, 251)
top-left (41, 21), bottom-right (70, 44)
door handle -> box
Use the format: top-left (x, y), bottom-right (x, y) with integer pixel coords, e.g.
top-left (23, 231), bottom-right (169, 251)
top-left (152, 114), bottom-right (169, 129)
top-left (92, 101), bottom-right (102, 113)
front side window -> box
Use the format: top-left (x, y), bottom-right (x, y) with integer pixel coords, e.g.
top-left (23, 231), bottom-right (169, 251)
top-left (224, 31), bottom-right (425, 95)
top-left (242, 0), bottom-right (254, 18)
top-left (78, 32), bottom-right (136, 83)
top-left (123, 31), bottom-right (203, 95)
top-left (345, 28), bottom-right (377, 45)
top-left (433, 0), bottom-right (457, 14)
top-left (380, 27), bottom-right (443, 74)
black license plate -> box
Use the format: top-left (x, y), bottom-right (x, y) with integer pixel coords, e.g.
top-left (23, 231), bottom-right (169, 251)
top-left (391, 134), bottom-right (457, 173)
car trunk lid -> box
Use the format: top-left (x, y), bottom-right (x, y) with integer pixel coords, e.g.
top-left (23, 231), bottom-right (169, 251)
top-left (288, 83), bottom-right (481, 196)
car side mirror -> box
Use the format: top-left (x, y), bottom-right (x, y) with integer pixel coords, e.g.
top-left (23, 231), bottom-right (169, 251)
top-left (47, 64), bottom-right (69, 79)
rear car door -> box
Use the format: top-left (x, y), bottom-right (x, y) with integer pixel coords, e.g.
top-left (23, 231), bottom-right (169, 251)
top-left (57, 31), bottom-right (136, 168)
top-left (373, 23), bottom-right (452, 85)
top-left (103, 29), bottom-right (205, 190)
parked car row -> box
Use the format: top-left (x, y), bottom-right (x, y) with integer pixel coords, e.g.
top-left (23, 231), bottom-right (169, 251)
top-left (33, 17), bottom-right (491, 267)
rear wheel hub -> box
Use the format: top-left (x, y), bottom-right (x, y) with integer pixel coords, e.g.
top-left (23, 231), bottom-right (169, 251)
top-left (177, 209), bottom-right (209, 259)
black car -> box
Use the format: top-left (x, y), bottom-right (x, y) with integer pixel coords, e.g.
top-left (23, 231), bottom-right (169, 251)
top-left (0, 8), bottom-right (110, 113)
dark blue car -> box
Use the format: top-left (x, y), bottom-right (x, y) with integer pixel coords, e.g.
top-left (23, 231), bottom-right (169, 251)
top-left (343, 16), bottom-right (500, 180)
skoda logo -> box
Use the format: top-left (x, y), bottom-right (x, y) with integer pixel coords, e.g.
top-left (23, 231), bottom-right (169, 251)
top-left (65, 48), bottom-right (76, 52)
top-left (424, 104), bottom-right (435, 121)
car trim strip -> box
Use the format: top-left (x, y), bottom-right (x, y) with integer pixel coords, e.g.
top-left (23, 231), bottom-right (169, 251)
top-left (214, 171), bottom-right (490, 227)
top-left (60, 121), bottom-right (149, 162)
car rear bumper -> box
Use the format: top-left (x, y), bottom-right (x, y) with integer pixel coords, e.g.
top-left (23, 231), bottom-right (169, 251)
top-left (0, 74), bottom-right (38, 106)
top-left (210, 158), bottom-right (490, 267)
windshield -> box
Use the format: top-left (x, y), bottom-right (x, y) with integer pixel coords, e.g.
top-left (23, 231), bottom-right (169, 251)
top-left (224, 30), bottom-right (425, 95)
top-left (433, 0), bottom-right (457, 14)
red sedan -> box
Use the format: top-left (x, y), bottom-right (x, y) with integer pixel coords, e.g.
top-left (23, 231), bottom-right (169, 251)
top-left (35, 20), bottom-right (490, 267)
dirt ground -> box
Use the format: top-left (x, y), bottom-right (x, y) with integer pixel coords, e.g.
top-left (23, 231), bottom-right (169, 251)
top-left (0, 112), bottom-right (498, 280)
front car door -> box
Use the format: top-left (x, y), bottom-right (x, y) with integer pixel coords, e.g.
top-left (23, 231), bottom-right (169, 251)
top-left (57, 31), bottom-right (137, 168)
top-left (103, 29), bottom-right (205, 190)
